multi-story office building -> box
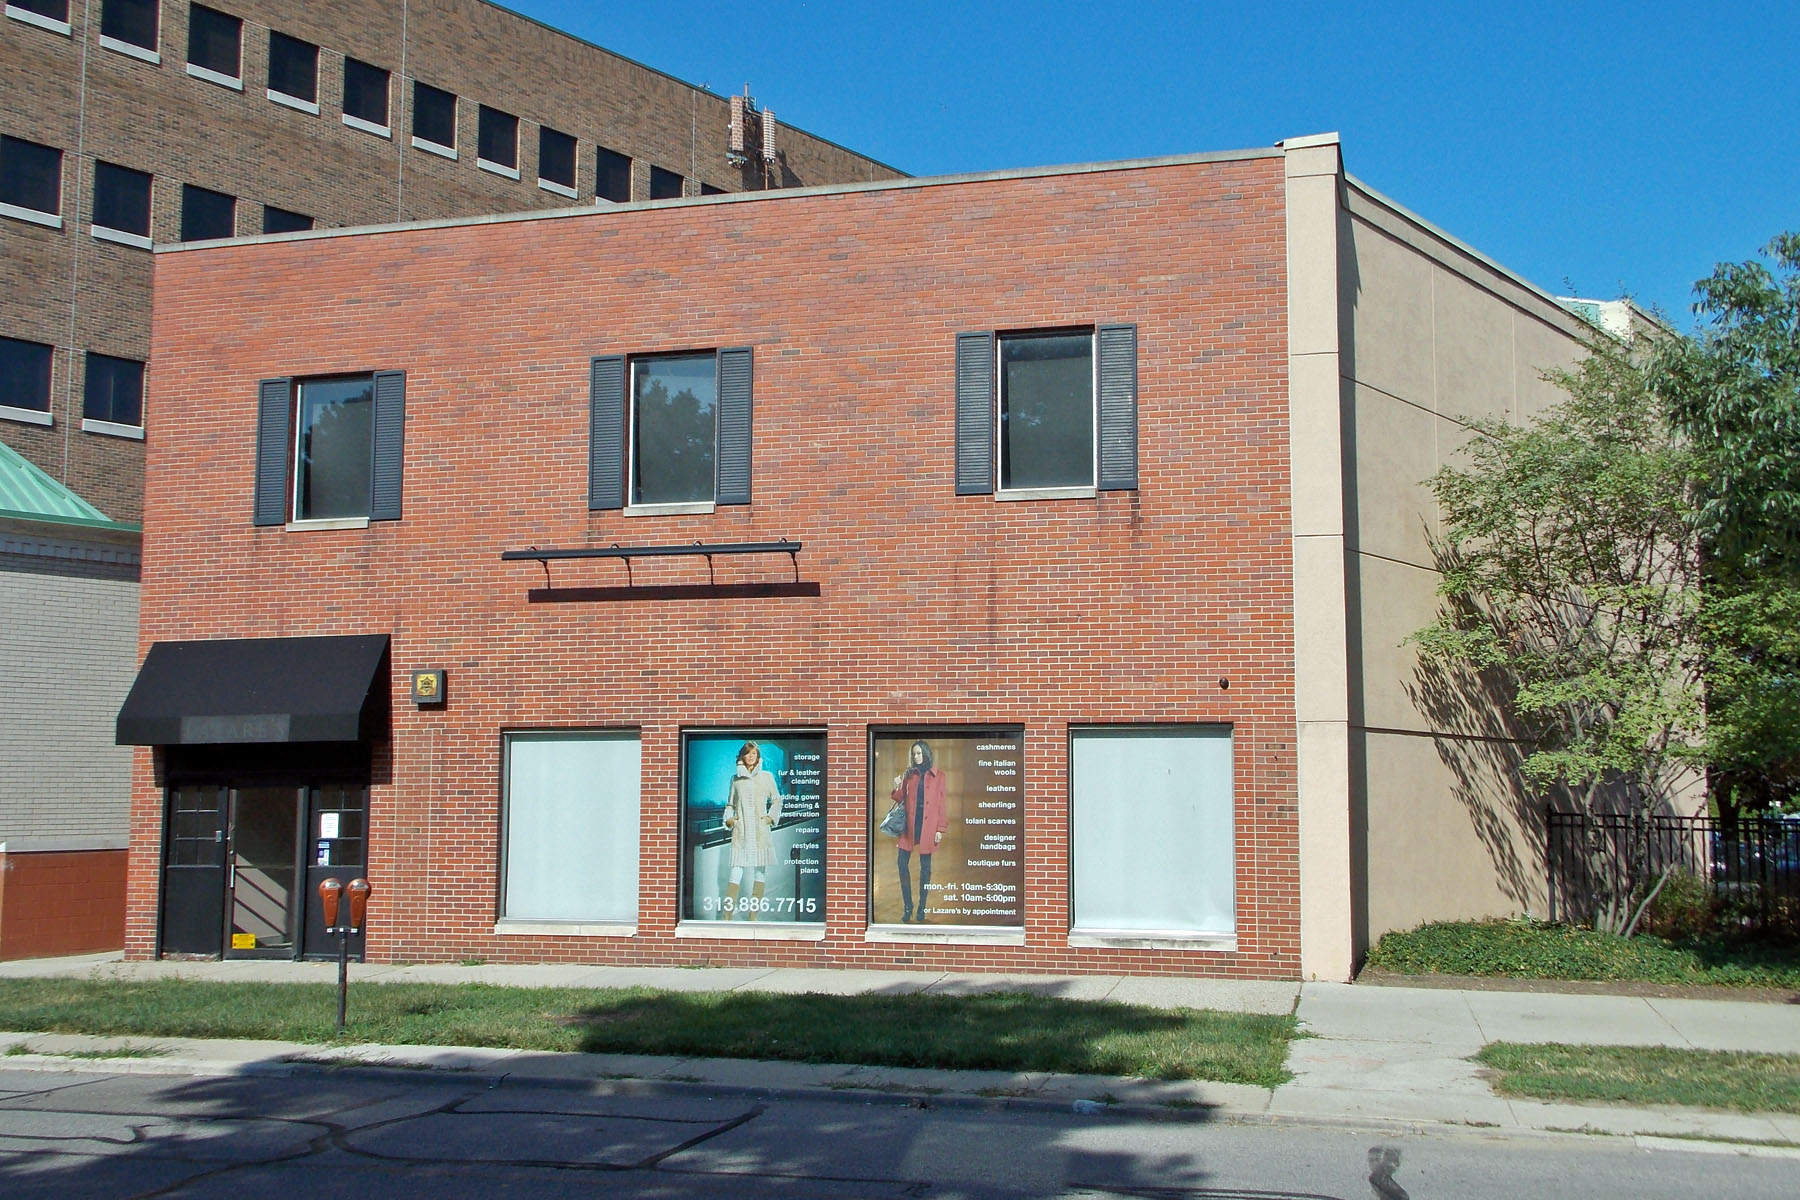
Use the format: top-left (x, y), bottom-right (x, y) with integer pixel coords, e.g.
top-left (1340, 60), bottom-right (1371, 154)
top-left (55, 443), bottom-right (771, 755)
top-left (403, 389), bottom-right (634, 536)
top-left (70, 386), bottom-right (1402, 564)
top-left (0, 0), bottom-right (897, 958)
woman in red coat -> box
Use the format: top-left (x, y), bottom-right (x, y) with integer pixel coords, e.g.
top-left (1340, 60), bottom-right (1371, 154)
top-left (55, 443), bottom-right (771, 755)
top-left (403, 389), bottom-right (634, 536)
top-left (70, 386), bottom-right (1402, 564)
top-left (890, 739), bottom-right (949, 922)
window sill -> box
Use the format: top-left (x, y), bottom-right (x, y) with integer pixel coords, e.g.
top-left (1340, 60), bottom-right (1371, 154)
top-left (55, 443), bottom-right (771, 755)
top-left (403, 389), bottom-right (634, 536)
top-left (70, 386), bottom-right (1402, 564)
top-left (995, 485), bottom-right (1096, 502)
top-left (284, 516), bottom-right (370, 532)
top-left (0, 404), bottom-right (53, 427)
top-left (186, 63), bottom-right (244, 91)
top-left (0, 202), bottom-right (63, 230)
top-left (674, 921), bottom-right (825, 941)
top-left (492, 919), bottom-right (635, 938)
top-left (4, 6), bottom-right (69, 35)
top-left (92, 225), bottom-right (152, 249)
top-left (98, 34), bottom-right (159, 64)
top-left (623, 501), bottom-right (716, 517)
top-left (411, 136), bottom-right (457, 160)
top-left (1067, 931), bottom-right (1239, 952)
top-left (477, 158), bottom-right (520, 180)
top-left (537, 177), bottom-right (577, 199)
top-left (267, 89), bottom-right (320, 115)
top-left (82, 417), bottom-right (144, 440)
top-left (342, 113), bottom-right (391, 139)
top-left (864, 925), bottom-right (1025, 946)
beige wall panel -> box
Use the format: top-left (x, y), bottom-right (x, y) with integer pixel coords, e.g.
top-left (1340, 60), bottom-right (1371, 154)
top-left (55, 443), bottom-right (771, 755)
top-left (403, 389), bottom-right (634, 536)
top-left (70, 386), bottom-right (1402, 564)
top-left (1431, 270), bottom-right (1514, 424)
top-left (1289, 353), bottom-right (1346, 538)
top-left (1343, 217), bottom-right (1434, 406)
top-left (1512, 314), bottom-right (1584, 422)
top-left (1347, 384), bottom-right (1438, 565)
top-left (1360, 728), bottom-right (1547, 940)
top-left (1351, 553), bottom-right (1442, 734)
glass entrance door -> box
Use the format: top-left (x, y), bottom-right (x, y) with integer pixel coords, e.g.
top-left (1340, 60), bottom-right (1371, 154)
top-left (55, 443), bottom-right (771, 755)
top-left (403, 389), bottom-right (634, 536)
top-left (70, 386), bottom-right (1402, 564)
top-left (227, 787), bottom-right (304, 957)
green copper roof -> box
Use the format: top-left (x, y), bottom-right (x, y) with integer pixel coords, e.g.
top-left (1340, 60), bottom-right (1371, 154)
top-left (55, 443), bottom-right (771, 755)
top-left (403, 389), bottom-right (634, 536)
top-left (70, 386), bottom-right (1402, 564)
top-left (0, 439), bottom-right (139, 533)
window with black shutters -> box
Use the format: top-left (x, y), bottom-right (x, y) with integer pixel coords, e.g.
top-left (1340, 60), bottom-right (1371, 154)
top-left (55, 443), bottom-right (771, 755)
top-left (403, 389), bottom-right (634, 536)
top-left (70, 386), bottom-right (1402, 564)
top-left (342, 57), bottom-right (390, 131)
top-left (587, 348), bottom-right (753, 512)
top-left (100, 0), bottom-right (158, 54)
top-left (412, 81), bottom-right (456, 152)
top-left (253, 372), bottom-right (406, 525)
top-left (262, 205), bottom-right (311, 234)
top-left (0, 135), bottom-right (63, 221)
top-left (649, 165), bottom-right (683, 200)
top-left (83, 352), bottom-right (145, 426)
top-left (179, 183), bottom-right (234, 240)
top-left (0, 337), bottom-right (53, 414)
top-left (186, 4), bottom-right (241, 83)
top-left (267, 31), bottom-right (318, 106)
top-left (92, 161), bottom-right (152, 240)
top-left (595, 145), bottom-right (630, 202)
top-left (538, 125), bottom-right (575, 192)
top-left (477, 105), bottom-right (517, 172)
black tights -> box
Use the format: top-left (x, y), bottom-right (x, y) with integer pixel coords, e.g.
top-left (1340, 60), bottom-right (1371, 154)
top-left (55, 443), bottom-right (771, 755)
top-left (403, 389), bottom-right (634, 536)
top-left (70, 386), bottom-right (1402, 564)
top-left (897, 848), bottom-right (933, 917)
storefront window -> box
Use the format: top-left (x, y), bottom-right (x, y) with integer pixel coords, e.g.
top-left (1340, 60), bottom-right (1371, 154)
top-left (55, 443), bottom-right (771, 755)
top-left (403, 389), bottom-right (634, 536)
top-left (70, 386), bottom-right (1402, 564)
top-left (869, 730), bottom-right (1023, 927)
top-left (682, 731), bottom-right (825, 922)
top-left (502, 731), bottom-right (640, 923)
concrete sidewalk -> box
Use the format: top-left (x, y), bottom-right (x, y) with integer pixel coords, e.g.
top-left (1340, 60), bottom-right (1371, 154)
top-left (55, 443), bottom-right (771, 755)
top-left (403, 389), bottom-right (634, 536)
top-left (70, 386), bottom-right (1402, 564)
top-left (3, 953), bottom-right (1797, 1146)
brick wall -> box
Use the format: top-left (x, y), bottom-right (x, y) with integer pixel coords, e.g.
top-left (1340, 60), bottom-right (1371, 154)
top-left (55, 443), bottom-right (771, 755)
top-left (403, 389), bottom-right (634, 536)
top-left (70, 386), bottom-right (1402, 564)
top-left (0, 0), bottom-right (900, 522)
top-left (134, 156), bottom-right (1299, 977)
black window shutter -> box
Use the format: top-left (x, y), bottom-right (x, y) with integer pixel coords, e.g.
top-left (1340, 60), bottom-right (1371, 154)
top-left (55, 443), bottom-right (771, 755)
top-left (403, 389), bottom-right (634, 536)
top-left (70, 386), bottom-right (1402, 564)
top-left (589, 355), bottom-right (625, 510)
top-left (252, 378), bottom-right (293, 526)
top-left (369, 370), bottom-right (406, 521)
top-left (954, 331), bottom-right (995, 495)
top-left (1096, 323), bottom-right (1138, 491)
top-left (715, 346), bottom-right (753, 506)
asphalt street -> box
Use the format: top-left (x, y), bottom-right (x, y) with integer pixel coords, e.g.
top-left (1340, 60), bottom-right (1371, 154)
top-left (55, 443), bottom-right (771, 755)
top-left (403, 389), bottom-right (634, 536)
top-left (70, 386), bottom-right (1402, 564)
top-left (3, 1067), bottom-right (1796, 1200)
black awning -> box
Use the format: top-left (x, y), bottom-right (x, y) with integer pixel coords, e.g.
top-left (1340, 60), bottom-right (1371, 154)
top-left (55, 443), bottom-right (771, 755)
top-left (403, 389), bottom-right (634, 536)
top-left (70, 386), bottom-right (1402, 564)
top-left (116, 635), bottom-right (390, 746)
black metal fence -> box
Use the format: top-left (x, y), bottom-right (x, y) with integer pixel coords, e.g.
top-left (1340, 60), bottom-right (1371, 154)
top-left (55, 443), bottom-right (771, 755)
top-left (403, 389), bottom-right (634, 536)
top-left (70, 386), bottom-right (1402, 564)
top-left (1547, 810), bottom-right (1800, 934)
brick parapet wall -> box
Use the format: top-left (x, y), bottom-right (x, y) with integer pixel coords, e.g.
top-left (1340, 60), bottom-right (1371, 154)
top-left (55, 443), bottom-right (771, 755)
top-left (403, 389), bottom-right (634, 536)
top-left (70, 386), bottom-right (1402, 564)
top-left (131, 158), bottom-right (1298, 976)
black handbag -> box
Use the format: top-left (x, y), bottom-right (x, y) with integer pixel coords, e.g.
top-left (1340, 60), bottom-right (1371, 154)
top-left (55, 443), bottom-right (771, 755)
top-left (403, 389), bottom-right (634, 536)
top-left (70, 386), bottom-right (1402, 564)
top-left (879, 802), bottom-right (907, 838)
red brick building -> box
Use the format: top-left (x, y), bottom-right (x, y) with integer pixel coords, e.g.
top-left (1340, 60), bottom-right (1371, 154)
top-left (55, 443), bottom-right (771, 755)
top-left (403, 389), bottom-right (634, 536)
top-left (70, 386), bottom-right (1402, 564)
top-left (123, 136), bottom-right (1601, 978)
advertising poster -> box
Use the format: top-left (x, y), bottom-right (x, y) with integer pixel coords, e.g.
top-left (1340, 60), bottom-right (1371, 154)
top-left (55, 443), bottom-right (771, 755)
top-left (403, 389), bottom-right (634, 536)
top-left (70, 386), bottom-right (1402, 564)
top-left (682, 732), bottom-right (825, 922)
top-left (869, 731), bottom-right (1023, 927)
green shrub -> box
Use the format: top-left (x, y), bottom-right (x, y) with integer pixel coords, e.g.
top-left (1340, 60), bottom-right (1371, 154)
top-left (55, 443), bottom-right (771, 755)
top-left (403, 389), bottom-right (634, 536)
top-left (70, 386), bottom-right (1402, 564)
top-left (1642, 869), bottom-right (1717, 939)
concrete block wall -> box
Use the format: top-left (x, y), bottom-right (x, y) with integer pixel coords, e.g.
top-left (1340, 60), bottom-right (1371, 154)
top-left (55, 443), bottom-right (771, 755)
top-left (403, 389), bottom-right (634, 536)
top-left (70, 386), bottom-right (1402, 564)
top-left (132, 155), bottom-right (1302, 976)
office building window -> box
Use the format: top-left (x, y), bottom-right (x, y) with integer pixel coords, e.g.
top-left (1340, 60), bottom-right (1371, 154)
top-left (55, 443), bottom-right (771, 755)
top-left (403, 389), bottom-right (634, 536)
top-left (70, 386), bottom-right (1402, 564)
top-left (6, 1), bottom-right (69, 34)
top-left (186, 4), bottom-right (241, 85)
top-left (99, 0), bottom-right (158, 55)
top-left (0, 135), bottom-right (63, 224)
top-left (342, 57), bottom-right (389, 132)
top-left (266, 31), bottom-right (318, 107)
top-left (0, 337), bottom-right (54, 415)
top-left (262, 205), bottom-right (311, 234)
top-left (83, 352), bottom-right (144, 427)
top-left (595, 145), bottom-right (630, 203)
top-left (649, 165), bottom-right (683, 200)
top-left (179, 183), bottom-right (234, 240)
top-left (92, 161), bottom-right (152, 242)
top-left (411, 81), bottom-right (456, 154)
top-left (537, 126), bottom-right (576, 195)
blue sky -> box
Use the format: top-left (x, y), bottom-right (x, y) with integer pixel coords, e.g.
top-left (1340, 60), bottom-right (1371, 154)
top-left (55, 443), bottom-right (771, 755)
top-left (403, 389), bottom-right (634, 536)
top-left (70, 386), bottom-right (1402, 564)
top-left (508, 1), bottom-right (1797, 329)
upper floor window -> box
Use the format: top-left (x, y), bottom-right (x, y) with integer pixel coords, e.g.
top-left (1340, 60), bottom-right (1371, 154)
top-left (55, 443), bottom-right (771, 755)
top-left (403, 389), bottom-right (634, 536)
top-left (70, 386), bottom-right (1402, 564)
top-left (648, 165), bottom-right (683, 201)
top-left (595, 145), bottom-right (630, 203)
top-left (262, 205), bottom-right (311, 234)
top-left (537, 126), bottom-right (576, 196)
top-left (179, 183), bottom-right (234, 240)
top-left (341, 56), bottom-right (390, 134)
top-left (476, 105), bottom-right (517, 177)
top-left (953, 324), bottom-right (1138, 498)
top-left (587, 349), bottom-right (753, 512)
top-left (6, 0), bottom-right (70, 34)
top-left (0, 336), bottom-right (54, 417)
top-left (411, 81), bottom-right (456, 157)
top-left (0, 135), bottom-right (62, 228)
top-left (99, 0), bottom-right (158, 57)
top-left (186, 4), bottom-right (241, 88)
top-left (253, 372), bottom-right (406, 526)
top-left (266, 31), bottom-right (318, 111)
top-left (92, 161), bottom-right (152, 245)
top-left (83, 352), bottom-right (145, 428)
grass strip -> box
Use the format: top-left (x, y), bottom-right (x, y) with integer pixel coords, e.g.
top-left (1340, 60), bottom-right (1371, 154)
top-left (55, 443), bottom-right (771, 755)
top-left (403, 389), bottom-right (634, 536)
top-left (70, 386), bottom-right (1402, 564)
top-left (0, 978), bottom-right (1294, 1087)
top-left (1365, 919), bottom-right (1800, 987)
top-left (1476, 1042), bottom-right (1800, 1114)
